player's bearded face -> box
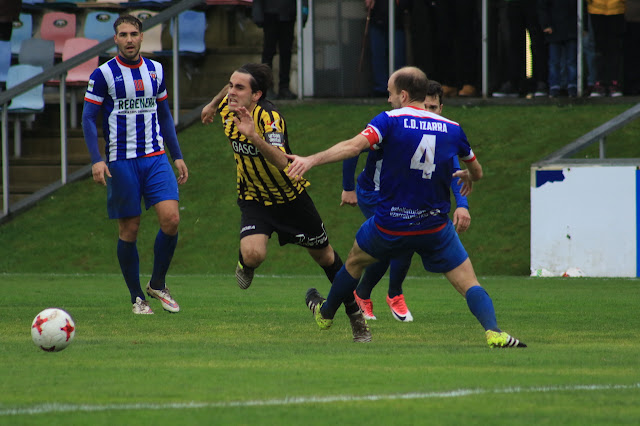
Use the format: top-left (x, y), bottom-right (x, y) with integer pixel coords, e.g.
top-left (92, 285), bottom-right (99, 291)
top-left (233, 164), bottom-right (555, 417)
top-left (114, 22), bottom-right (143, 61)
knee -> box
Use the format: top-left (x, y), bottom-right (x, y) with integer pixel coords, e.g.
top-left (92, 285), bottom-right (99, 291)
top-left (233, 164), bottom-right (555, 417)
top-left (241, 246), bottom-right (266, 268)
top-left (160, 212), bottom-right (180, 235)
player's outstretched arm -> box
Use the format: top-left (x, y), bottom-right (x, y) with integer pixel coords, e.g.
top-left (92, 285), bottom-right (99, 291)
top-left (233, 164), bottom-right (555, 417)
top-left (233, 106), bottom-right (289, 170)
top-left (285, 134), bottom-right (369, 180)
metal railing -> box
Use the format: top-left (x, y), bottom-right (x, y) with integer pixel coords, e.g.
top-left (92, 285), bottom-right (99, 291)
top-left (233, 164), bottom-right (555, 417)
top-left (532, 102), bottom-right (640, 167)
top-left (1, 0), bottom-right (204, 220)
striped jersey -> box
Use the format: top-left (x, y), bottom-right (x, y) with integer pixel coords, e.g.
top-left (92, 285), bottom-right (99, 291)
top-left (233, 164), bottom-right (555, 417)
top-left (84, 56), bottom-right (167, 162)
top-left (218, 96), bottom-right (309, 205)
top-left (361, 106), bottom-right (476, 234)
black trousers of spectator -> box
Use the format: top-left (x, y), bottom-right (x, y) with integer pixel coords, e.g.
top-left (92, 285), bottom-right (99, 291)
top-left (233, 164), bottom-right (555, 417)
top-left (261, 15), bottom-right (295, 91)
top-left (590, 13), bottom-right (625, 87)
top-left (624, 20), bottom-right (640, 94)
top-left (503, 1), bottom-right (547, 92)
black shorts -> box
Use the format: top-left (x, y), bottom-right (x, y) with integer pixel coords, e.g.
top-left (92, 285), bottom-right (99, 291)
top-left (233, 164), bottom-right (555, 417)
top-left (238, 191), bottom-right (330, 249)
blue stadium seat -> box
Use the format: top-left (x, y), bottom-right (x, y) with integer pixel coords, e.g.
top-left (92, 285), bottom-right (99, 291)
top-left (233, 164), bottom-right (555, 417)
top-left (6, 64), bottom-right (45, 113)
top-left (83, 11), bottom-right (119, 43)
top-left (170, 10), bottom-right (206, 54)
top-left (0, 41), bottom-right (11, 85)
top-left (5, 64), bottom-right (45, 157)
top-left (10, 14), bottom-right (33, 55)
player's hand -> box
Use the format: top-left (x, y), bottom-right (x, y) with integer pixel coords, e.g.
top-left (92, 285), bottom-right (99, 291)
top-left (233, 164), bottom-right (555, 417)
top-left (284, 153), bottom-right (313, 181)
top-left (174, 159), bottom-right (188, 185)
top-left (91, 161), bottom-right (111, 186)
top-left (452, 207), bottom-right (471, 233)
top-left (232, 106), bottom-right (259, 139)
top-left (341, 190), bottom-right (358, 207)
top-left (201, 101), bottom-right (217, 125)
top-left (453, 170), bottom-right (473, 196)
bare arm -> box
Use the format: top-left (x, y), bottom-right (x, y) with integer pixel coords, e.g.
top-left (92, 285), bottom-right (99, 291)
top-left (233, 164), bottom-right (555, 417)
top-left (285, 134), bottom-right (370, 180)
top-left (201, 85), bottom-right (229, 124)
top-left (233, 106), bottom-right (289, 170)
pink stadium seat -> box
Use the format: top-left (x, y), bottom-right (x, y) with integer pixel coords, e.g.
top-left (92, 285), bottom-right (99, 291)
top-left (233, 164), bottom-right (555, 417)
top-left (56, 37), bottom-right (100, 128)
top-left (40, 12), bottom-right (77, 57)
top-left (62, 37), bottom-right (100, 85)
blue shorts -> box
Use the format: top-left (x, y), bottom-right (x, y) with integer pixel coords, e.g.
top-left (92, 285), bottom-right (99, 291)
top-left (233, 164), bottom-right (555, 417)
top-left (355, 217), bottom-right (468, 274)
top-left (106, 154), bottom-right (179, 219)
top-left (356, 185), bottom-right (378, 219)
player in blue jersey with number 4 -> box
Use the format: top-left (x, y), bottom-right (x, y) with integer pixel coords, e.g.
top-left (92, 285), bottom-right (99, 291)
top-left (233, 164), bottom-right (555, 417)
top-left (342, 80), bottom-right (471, 323)
top-left (82, 15), bottom-right (188, 315)
top-left (286, 67), bottom-right (526, 348)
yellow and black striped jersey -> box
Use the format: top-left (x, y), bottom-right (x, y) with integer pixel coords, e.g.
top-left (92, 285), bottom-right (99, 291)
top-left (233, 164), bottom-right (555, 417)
top-left (218, 96), bottom-right (309, 205)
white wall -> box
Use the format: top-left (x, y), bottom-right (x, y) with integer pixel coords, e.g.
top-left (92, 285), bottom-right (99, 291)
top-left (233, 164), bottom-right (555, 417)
top-left (530, 165), bottom-right (638, 277)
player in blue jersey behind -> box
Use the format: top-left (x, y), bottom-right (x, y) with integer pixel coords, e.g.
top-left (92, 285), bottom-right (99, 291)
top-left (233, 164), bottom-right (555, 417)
top-left (341, 80), bottom-right (471, 323)
top-left (286, 67), bottom-right (526, 348)
top-left (82, 15), bottom-right (188, 315)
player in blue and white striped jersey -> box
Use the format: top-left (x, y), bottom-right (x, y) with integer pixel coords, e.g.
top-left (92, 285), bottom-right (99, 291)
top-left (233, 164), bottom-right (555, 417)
top-left (287, 67), bottom-right (526, 348)
top-left (82, 15), bottom-right (188, 315)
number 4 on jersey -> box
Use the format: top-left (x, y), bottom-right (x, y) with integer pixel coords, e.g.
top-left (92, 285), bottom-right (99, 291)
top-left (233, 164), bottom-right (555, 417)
top-left (410, 135), bottom-right (436, 179)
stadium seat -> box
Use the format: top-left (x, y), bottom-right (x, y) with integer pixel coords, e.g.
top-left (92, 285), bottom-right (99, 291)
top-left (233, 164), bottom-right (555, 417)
top-left (19, 38), bottom-right (55, 71)
top-left (0, 41), bottom-right (11, 86)
top-left (5, 64), bottom-right (45, 157)
top-left (131, 9), bottom-right (163, 54)
top-left (170, 10), bottom-right (206, 54)
top-left (83, 11), bottom-right (119, 43)
top-left (10, 14), bottom-right (33, 55)
top-left (64, 37), bottom-right (100, 128)
top-left (40, 11), bottom-right (77, 57)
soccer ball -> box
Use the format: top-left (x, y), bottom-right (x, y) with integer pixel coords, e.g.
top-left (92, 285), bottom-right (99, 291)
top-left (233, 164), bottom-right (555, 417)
top-left (31, 308), bottom-right (76, 352)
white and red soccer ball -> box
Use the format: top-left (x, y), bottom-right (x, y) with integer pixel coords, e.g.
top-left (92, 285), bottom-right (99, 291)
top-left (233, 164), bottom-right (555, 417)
top-left (31, 308), bottom-right (75, 352)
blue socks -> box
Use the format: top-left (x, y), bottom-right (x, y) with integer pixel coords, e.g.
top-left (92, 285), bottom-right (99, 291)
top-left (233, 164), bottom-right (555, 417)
top-left (387, 254), bottom-right (412, 298)
top-left (117, 239), bottom-right (143, 304)
top-left (149, 230), bottom-right (178, 290)
top-left (321, 266), bottom-right (360, 319)
top-left (465, 285), bottom-right (499, 331)
top-left (356, 259), bottom-right (389, 299)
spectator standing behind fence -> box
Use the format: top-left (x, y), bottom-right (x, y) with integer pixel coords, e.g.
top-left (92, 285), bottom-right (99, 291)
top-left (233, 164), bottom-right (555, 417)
top-left (365, 0), bottom-right (411, 97)
top-left (252, 0), bottom-right (308, 100)
top-left (587, 0), bottom-right (625, 97)
top-left (624, 0), bottom-right (640, 95)
top-left (438, 0), bottom-right (482, 98)
top-left (493, 0), bottom-right (549, 98)
top-left (538, 0), bottom-right (578, 97)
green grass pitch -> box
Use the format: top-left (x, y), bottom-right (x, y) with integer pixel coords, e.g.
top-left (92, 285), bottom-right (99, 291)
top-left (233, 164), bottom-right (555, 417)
top-left (1, 274), bottom-right (639, 425)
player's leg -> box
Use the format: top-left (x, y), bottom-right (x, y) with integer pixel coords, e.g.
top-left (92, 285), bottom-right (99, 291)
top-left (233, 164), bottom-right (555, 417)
top-left (235, 199), bottom-right (274, 289)
top-left (117, 216), bottom-right (149, 313)
top-left (386, 254), bottom-right (413, 322)
top-left (353, 260), bottom-right (388, 320)
top-left (145, 199), bottom-right (181, 312)
top-left (236, 233), bottom-right (269, 289)
top-left (306, 244), bottom-right (343, 282)
top-left (108, 159), bottom-right (149, 313)
top-left (143, 156), bottom-right (181, 312)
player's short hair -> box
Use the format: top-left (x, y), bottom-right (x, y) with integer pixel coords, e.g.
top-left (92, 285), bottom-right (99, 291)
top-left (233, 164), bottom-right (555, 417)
top-left (237, 63), bottom-right (274, 100)
top-left (113, 15), bottom-right (143, 33)
top-left (426, 80), bottom-right (444, 105)
top-left (392, 66), bottom-right (429, 102)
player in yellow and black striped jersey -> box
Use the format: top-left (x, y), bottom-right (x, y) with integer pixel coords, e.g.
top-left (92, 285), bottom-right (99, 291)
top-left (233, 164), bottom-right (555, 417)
top-left (201, 64), bottom-right (367, 329)
top-left (218, 92), bottom-right (308, 205)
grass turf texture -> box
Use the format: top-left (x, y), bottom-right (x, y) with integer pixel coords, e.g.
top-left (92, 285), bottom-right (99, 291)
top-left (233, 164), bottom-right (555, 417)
top-left (1, 274), bottom-right (639, 424)
top-left (1, 102), bottom-right (639, 423)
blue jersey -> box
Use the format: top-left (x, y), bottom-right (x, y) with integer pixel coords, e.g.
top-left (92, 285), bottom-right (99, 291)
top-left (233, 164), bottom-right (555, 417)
top-left (361, 106), bottom-right (475, 234)
top-left (84, 56), bottom-right (168, 162)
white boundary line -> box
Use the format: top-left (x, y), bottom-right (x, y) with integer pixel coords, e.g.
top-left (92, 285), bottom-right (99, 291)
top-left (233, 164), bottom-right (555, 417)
top-left (1, 383), bottom-right (639, 416)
